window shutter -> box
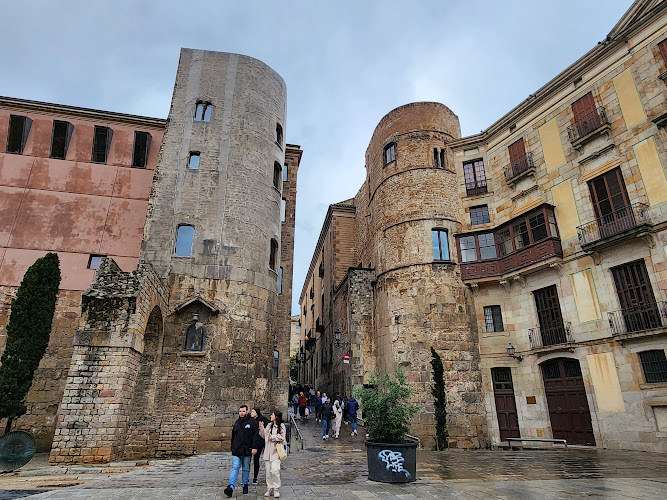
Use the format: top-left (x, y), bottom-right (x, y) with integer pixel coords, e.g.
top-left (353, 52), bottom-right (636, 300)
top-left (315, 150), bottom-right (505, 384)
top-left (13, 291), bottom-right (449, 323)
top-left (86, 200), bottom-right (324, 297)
top-left (21, 116), bottom-right (33, 152)
top-left (659, 40), bottom-right (667, 65)
top-left (105, 127), bottom-right (113, 162)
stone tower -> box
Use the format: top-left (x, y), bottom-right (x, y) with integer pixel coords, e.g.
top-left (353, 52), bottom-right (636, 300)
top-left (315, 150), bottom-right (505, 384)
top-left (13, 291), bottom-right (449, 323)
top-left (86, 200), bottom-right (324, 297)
top-left (358, 102), bottom-right (487, 448)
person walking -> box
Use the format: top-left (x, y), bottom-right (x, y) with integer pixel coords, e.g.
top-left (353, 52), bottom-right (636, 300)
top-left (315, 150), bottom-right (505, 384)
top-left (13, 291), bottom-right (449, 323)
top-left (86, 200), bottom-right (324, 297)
top-left (345, 396), bottom-right (359, 436)
top-left (297, 392), bottom-right (307, 421)
top-left (320, 396), bottom-right (333, 440)
top-left (224, 405), bottom-right (258, 497)
top-left (291, 393), bottom-right (298, 416)
top-left (331, 399), bottom-right (343, 438)
top-left (251, 408), bottom-right (269, 485)
top-left (313, 390), bottom-right (322, 422)
top-left (258, 410), bottom-right (286, 498)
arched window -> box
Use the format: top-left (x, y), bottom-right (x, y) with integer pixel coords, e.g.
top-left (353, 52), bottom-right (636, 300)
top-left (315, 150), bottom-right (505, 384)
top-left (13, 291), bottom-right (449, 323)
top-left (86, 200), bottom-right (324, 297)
top-left (195, 101), bottom-right (213, 122)
top-left (184, 314), bottom-right (205, 351)
top-left (273, 162), bottom-right (282, 190)
top-left (175, 225), bottom-right (194, 257)
top-left (269, 238), bottom-right (278, 271)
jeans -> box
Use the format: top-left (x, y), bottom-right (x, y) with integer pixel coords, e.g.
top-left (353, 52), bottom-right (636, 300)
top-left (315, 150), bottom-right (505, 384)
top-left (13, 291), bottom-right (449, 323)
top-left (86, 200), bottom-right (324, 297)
top-left (349, 415), bottom-right (357, 433)
top-left (229, 455), bottom-right (251, 488)
top-left (322, 419), bottom-right (331, 437)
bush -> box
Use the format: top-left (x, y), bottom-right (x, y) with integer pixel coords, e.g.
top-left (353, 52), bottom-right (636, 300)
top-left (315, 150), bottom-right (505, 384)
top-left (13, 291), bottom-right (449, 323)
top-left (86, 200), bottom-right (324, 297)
top-left (353, 368), bottom-right (419, 444)
top-left (0, 253), bottom-right (61, 433)
top-left (430, 347), bottom-right (448, 450)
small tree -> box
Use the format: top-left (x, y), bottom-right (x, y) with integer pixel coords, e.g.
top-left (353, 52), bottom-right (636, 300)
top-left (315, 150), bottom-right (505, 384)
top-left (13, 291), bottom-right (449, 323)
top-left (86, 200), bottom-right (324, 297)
top-left (0, 253), bottom-right (61, 434)
top-left (353, 368), bottom-right (419, 444)
top-left (430, 347), bottom-right (448, 450)
top-left (289, 353), bottom-right (299, 383)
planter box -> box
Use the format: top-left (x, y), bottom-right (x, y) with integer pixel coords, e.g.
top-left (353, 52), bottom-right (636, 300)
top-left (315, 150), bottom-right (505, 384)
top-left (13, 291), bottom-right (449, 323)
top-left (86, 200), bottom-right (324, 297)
top-left (365, 441), bottom-right (417, 483)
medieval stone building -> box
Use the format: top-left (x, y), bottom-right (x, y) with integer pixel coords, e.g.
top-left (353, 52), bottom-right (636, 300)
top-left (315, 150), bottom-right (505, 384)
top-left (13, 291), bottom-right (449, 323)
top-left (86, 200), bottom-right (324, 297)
top-left (299, 0), bottom-right (667, 452)
top-left (0, 49), bottom-right (300, 462)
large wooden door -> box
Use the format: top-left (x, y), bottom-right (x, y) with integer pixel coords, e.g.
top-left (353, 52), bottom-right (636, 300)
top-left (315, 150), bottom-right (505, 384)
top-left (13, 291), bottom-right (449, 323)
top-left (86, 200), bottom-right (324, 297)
top-left (611, 259), bottom-right (661, 332)
top-left (541, 358), bottom-right (595, 446)
top-left (588, 168), bottom-right (633, 238)
top-left (534, 285), bottom-right (566, 346)
top-left (492, 368), bottom-right (520, 441)
top-left (572, 92), bottom-right (600, 136)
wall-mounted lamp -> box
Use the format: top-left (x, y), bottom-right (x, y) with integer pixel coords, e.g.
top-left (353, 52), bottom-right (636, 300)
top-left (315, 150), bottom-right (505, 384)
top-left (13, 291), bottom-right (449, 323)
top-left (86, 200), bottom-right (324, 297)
top-left (334, 329), bottom-right (350, 352)
top-left (506, 343), bottom-right (523, 362)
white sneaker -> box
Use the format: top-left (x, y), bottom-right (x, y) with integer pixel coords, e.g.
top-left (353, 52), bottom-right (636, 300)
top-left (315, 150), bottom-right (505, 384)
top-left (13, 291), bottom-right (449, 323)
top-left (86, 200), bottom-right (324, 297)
top-left (323, 436), bottom-right (326, 440)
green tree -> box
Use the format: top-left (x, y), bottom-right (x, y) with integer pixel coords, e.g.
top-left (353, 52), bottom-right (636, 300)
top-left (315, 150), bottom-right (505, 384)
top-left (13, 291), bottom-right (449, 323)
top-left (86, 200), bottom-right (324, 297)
top-left (289, 352), bottom-right (299, 382)
top-left (0, 253), bottom-right (61, 434)
top-left (430, 347), bottom-right (448, 450)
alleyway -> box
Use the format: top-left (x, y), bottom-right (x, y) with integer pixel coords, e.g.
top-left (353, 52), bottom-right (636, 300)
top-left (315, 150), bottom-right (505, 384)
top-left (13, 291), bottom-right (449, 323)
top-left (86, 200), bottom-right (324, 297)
top-left (2, 415), bottom-right (667, 499)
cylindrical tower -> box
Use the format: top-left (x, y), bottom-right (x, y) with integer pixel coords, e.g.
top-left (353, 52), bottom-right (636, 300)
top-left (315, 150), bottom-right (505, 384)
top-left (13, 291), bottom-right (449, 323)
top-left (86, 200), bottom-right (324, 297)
top-left (364, 102), bottom-right (487, 449)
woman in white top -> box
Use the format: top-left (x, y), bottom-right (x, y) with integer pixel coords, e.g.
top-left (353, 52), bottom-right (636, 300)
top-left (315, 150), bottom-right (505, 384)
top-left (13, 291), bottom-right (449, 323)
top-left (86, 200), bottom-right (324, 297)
top-left (258, 410), bottom-right (286, 498)
top-left (331, 400), bottom-right (343, 438)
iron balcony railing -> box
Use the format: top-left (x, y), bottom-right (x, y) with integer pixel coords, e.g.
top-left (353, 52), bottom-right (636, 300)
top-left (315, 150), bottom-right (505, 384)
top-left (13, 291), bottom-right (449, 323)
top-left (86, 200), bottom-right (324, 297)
top-left (608, 300), bottom-right (667, 336)
top-left (503, 152), bottom-right (534, 183)
top-left (567, 106), bottom-right (609, 143)
top-left (577, 202), bottom-right (650, 247)
top-left (465, 180), bottom-right (488, 196)
top-left (528, 321), bottom-right (573, 349)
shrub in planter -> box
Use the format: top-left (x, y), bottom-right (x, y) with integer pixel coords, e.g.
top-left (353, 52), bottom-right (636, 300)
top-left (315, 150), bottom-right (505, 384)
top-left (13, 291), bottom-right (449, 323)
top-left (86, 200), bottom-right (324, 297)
top-left (353, 368), bottom-right (419, 482)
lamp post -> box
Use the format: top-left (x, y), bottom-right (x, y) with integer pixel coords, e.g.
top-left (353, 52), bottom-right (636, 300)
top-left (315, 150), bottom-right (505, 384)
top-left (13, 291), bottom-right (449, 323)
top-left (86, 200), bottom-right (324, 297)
top-left (506, 342), bottom-right (523, 362)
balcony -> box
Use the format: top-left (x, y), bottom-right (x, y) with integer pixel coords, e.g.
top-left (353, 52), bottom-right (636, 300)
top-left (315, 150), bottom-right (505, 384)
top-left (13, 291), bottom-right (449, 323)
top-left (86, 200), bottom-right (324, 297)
top-left (567, 106), bottom-right (610, 148)
top-left (460, 237), bottom-right (562, 281)
top-left (528, 322), bottom-right (573, 351)
top-left (608, 301), bottom-right (667, 339)
top-left (316, 323), bottom-right (325, 334)
top-left (465, 180), bottom-right (488, 197)
top-left (577, 203), bottom-right (651, 250)
top-left (503, 152), bottom-right (535, 184)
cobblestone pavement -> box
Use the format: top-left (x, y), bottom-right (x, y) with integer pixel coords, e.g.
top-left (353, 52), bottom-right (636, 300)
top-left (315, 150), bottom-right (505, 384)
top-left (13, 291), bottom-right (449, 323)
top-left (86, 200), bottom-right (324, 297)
top-left (2, 415), bottom-right (667, 499)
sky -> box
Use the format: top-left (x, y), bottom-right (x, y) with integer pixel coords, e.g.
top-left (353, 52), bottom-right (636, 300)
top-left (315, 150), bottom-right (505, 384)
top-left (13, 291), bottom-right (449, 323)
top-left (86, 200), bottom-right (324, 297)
top-left (1, 0), bottom-right (633, 314)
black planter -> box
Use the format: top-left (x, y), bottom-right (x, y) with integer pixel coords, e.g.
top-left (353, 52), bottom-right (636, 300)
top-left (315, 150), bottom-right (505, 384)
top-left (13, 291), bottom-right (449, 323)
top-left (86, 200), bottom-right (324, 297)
top-left (365, 441), bottom-right (417, 483)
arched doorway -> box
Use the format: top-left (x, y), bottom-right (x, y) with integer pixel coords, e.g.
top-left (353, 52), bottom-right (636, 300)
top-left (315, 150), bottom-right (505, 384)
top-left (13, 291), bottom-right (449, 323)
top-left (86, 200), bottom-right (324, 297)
top-left (540, 358), bottom-right (595, 446)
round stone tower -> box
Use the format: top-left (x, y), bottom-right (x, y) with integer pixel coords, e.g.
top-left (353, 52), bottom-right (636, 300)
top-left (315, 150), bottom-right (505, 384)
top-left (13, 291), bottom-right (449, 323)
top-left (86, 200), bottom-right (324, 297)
top-left (364, 102), bottom-right (487, 448)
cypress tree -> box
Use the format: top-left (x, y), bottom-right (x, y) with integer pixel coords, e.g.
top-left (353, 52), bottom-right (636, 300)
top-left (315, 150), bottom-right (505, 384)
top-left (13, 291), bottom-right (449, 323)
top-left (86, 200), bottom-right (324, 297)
top-left (430, 346), bottom-right (448, 450)
top-left (0, 253), bottom-right (61, 434)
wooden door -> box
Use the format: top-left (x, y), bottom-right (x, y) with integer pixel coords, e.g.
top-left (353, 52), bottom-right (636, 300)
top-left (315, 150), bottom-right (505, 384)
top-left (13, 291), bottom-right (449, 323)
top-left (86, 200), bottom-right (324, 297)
top-left (588, 168), bottom-right (632, 238)
top-left (572, 92), bottom-right (600, 136)
top-left (508, 138), bottom-right (526, 177)
top-left (492, 368), bottom-right (520, 441)
top-left (541, 358), bottom-right (595, 446)
top-left (611, 260), bottom-right (661, 332)
top-left (534, 285), bottom-right (566, 346)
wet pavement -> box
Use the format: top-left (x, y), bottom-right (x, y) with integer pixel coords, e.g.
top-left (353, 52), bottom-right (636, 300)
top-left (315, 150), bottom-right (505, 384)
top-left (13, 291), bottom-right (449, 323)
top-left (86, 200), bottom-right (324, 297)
top-left (1, 414), bottom-right (667, 498)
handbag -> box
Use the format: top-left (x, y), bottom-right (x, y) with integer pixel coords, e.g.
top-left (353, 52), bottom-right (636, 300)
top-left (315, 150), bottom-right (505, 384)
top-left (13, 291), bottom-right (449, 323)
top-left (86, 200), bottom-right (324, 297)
top-left (277, 441), bottom-right (287, 462)
top-left (305, 406), bottom-right (310, 416)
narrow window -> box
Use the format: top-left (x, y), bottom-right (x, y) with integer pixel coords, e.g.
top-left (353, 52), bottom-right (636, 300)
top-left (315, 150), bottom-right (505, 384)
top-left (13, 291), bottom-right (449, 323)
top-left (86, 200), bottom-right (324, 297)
top-left (279, 267), bottom-right (283, 294)
top-left (269, 238), bottom-right (278, 270)
top-left (433, 148), bottom-right (440, 168)
top-left (131, 131), bottom-right (151, 168)
top-left (470, 205), bottom-right (490, 225)
top-left (203, 105), bottom-right (212, 122)
top-left (440, 149), bottom-right (445, 170)
top-left (91, 126), bottom-right (113, 164)
top-left (432, 229), bottom-right (450, 261)
top-left (195, 101), bottom-right (213, 122)
top-left (283, 163), bottom-right (288, 182)
top-left (512, 220), bottom-right (530, 250)
top-left (478, 233), bottom-right (497, 260)
top-left (497, 228), bottom-right (512, 256)
top-left (310, 287), bottom-right (314, 299)
top-left (195, 102), bottom-right (204, 121)
top-left (529, 211), bottom-right (548, 242)
top-left (383, 142), bottom-right (396, 166)
top-left (484, 305), bottom-right (504, 332)
top-left (6, 115), bottom-right (33, 154)
top-left (571, 92), bottom-right (601, 138)
top-left (188, 152), bottom-right (200, 169)
top-left (87, 254), bottom-right (105, 270)
top-left (275, 123), bottom-right (283, 145)
top-left (659, 39), bottom-right (667, 64)
top-left (273, 350), bottom-right (279, 377)
top-left (281, 198), bottom-right (286, 222)
top-left (175, 225), bottom-right (194, 257)
top-left (273, 162), bottom-right (282, 190)
top-left (459, 235), bottom-right (477, 262)
top-left (50, 120), bottom-right (74, 160)
top-left (185, 320), bottom-right (205, 351)
top-left (639, 350), bottom-right (667, 383)
top-left (463, 159), bottom-right (487, 196)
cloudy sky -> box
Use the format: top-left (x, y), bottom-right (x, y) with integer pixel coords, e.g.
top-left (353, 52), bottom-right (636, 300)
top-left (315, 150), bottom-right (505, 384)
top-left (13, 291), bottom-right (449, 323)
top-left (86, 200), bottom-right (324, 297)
top-left (2, 0), bottom-right (632, 314)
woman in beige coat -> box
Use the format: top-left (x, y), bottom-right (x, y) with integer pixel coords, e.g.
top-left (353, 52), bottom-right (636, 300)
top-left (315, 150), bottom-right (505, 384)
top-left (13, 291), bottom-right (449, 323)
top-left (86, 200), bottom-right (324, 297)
top-left (258, 410), bottom-right (286, 498)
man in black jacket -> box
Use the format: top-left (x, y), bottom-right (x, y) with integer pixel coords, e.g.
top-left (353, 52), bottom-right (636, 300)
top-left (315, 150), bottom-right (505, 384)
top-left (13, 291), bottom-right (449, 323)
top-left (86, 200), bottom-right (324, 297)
top-left (320, 397), bottom-right (334, 440)
top-left (224, 405), bottom-right (258, 497)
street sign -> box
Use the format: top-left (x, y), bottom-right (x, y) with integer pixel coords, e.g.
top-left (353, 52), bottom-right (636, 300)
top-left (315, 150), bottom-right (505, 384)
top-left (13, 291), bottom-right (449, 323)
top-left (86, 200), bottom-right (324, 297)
top-left (343, 353), bottom-right (350, 364)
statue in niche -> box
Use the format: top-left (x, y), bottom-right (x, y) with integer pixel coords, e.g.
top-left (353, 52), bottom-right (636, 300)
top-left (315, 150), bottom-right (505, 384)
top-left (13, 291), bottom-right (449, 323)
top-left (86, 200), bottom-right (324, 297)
top-left (185, 313), bottom-right (205, 351)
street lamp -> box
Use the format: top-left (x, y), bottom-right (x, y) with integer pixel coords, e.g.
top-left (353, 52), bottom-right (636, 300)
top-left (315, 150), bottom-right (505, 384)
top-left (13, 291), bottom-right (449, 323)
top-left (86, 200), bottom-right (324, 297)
top-left (334, 329), bottom-right (350, 351)
top-left (506, 343), bottom-right (523, 362)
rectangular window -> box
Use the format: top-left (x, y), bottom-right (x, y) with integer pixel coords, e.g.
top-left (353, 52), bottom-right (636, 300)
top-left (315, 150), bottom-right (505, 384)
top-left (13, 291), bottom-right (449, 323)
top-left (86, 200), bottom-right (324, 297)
top-left (463, 159), bottom-right (487, 196)
top-left (87, 254), bottom-right (105, 270)
top-left (283, 163), bottom-right (288, 182)
top-left (533, 285), bottom-right (567, 346)
top-left (610, 259), bottom-right (660, 333)
top-left (484, 305), bottom-right (504, 332)
top-left (384, 143), bottom-right (396, 165)
top-left (274, 162), bottom-right (282, 190)
top-left (273, 350), bottom-right (279, 377)
top-left (91, 126), bottom-right (113, 164)
top-left (432, 229), bottom-right (450, 261)
top-left (175, 225), bottom-right (194, 257)
top-left (278, 267), bottom-right (283, 294)
top-left (275, 124), bottom-right (283, 145)
top-left (588, 168), bottom-right (631, 236)
top-left (459, 235), bottom-right (477, 262)
top-left (269, 239), bottom-right (278, 271)
top-left (281, 198), bottom-right (286, 222)
top-left (659, 39), bottom-right (667, 64)
top-left (639, 350), bottom-right (667, 383)
top-left (50, 120), bottom-right (74, 160)
top-left (478, 233), bottom-right (497, 260)
top-left (188, 152), bottom-right (200, 169)
top-left (512, 220), bottom-right (530, 250)
top-left (470, 205), bottom-right (490, 225)
top-left (6, 115), bottom-right (33, 154)
top-left (132, 131), bottom-right (151, 168)
top-left (497, 228), bottom-right (512, 257)
top-left (433, 148), bottom-right (445, 168)
top-left (529, 212), bottom-right (548, 242)
top-left (571, 92), bottom-right (600, 137)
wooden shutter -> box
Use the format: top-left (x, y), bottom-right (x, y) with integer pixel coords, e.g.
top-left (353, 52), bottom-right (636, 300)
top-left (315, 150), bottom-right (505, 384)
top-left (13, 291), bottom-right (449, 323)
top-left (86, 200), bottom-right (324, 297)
top-left (611, 259), bottom-right (660, 331)
top-left (588, 168), bottom-right (632, 236)
top-left (572, 93), bottom-right (596, 123)
top-left (533, 285), bottom-right (566, 346)
top-left (508, 138), bottom-right (525, 164)
top-left (659, 40), bottom-right (667, 65)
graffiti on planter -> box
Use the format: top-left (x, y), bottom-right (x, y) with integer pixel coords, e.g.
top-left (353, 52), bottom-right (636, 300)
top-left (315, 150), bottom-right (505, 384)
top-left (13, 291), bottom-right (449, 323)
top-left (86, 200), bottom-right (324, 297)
top-left (378, 449), bottom-right (411, 478)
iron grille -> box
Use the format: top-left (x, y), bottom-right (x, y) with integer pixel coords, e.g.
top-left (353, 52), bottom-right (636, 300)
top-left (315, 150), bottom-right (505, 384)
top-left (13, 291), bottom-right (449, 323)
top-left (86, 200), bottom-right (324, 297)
top-left (567, 106), bottom-right (609, 143)
top-left (577, 202), bottom-right (649, 246)
top-left (492, 367), bottom-right (511, 383)
top-left (639, 350), bottom-right (667, 383)
top-left (608, 300), bottom-right (667, 336)
top-left (465, 180), bottom-right (488, 196)
top-left (541, 362), bottom-right (561, 380)
top-left (503, 152), bottom-right (535, 183)
top-left (528, 322), bottom-right (573, 349)
top-left (563, 360), bottom-right (582, 378)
